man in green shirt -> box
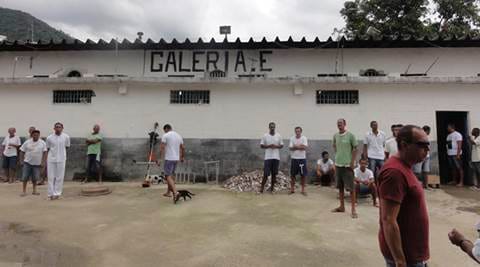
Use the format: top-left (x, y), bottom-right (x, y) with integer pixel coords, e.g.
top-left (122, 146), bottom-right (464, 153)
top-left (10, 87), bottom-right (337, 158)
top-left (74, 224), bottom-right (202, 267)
top-left (331, 119), bottom-right (358, 219)
top-left (83, 124), bottom-right (102, 183)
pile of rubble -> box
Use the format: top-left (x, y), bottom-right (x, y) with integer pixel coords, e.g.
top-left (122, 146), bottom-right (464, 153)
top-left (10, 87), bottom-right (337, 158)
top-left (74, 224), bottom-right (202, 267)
top-left (223, 170), bottom-right (290, 192)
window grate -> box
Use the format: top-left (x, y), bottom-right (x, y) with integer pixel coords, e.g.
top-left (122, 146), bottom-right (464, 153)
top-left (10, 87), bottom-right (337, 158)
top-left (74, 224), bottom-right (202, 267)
top-left (53, 90), bottom-right (95, 104)
top-left (170, 90), bottom-right (210, 104)
top-left (316, 90), bottom-right (359, 104)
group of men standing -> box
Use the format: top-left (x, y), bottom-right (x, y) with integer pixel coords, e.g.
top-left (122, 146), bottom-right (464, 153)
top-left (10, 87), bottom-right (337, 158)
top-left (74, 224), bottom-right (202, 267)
top-left (1, 123), bottom-right (103, 200)
top-left (258, 119), bottom-right (418, 219)
top-left (259, 121), bottom-right (433, 266)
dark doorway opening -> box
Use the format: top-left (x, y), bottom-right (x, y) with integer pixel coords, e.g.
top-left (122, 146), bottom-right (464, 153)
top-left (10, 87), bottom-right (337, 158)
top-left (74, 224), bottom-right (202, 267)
top-left (435, 111), bottom-right (471, 185)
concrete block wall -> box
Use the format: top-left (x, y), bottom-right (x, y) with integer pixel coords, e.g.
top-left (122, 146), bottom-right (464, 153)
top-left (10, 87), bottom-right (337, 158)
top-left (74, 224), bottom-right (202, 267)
top-left (0, 136), bottom-right (440, 181)
top-left (55, 138), bottom-right (439, 182)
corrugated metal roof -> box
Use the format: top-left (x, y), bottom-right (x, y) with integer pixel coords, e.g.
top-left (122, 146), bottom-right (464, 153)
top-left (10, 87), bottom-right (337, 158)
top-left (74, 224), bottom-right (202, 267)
top-left (1, 35), bottom-right (480, 51)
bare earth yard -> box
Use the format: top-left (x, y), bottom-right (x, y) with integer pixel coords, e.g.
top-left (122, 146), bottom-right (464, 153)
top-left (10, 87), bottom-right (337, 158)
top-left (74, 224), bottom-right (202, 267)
top-left (0, 182), bottom-right (478, 267)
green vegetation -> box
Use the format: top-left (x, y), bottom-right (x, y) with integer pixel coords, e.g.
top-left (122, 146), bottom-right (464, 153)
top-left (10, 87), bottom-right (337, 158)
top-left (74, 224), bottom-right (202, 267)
top-left (0, 7), bottom-right (73, 42)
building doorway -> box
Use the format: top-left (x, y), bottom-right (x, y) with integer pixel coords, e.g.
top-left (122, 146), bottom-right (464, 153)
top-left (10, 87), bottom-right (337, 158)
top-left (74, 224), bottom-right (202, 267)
top-left (435, 111), bottom-right (471, 185)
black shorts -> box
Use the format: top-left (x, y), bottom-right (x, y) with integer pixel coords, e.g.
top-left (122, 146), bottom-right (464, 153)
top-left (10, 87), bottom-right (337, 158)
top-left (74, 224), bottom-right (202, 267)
top-left (264, 159), bottom-right (279, 177)
top-left (290, 159), bottom-right (307, 177)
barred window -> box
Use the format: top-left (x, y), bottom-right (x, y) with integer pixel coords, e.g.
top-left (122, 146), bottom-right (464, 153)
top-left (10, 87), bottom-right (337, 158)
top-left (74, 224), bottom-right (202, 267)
top-left (170, 90), bottom-right (210, 104)
top-left (53, 90), bottom-right (95, 104)
top-left (316, 90), bottom-right (359, 104)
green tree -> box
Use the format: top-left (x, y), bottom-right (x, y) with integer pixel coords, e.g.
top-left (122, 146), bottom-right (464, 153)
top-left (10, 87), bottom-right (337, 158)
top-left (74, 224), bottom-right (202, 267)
top-left (340, 0), bottom-right (429, 38)
top-left (426, 0), bottom-right (480, 37)
top-left (340, 0), bottom-right (480, 38)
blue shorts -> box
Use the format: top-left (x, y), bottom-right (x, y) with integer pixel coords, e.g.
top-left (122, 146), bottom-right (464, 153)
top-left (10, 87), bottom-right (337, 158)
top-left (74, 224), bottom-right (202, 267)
top-left (22, 163), bottom-right (41, 182)
top-left (2, 156), bottom-right (17, 169)
top-left (359, 184), bottom-right (371, 195)
top-left (290, 159), bottom-right (307, 177)
top-left (447, 155), bottom-right (462, 170)
top-left (164, 160), bottom-right (178, 176)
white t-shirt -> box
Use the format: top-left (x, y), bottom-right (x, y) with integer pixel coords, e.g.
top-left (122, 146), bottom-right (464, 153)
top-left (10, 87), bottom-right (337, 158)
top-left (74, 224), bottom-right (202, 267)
top-left (364, 131), bottom-right (386, 160)
top-left (317, 158), bottom-right (334, 173)
top-left (260, 133), bottom-right (283, 160)
top-left (20, 139), bottom-right (47, 166)
top-left (2, 135), bottom-right (21, 157)
top-left (46, 133), bottom-right (71, 163)
top-left (472, 136), bottom-right (480, 163)
top-left (385, 137), bottom-right (398, 156)
top-left (354, 167), bottom-right (374, 182)
top-left (472, 239), bottom-right (480, 262)
top-left (161, 131), bottom-right (183, 161)
top-left (289, 135), bottom-right (308, 159)
top-left (446, 131), bottom-right (463, 156)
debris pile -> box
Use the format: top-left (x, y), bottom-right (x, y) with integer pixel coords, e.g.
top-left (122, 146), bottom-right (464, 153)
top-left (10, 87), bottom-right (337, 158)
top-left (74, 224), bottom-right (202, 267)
top-left (223, 170), bottom-right (290, 192)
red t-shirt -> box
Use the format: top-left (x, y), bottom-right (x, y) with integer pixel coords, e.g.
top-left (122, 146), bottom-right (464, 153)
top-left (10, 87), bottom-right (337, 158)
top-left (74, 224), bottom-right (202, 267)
top-left (378, 156), bottom-right (429, 264)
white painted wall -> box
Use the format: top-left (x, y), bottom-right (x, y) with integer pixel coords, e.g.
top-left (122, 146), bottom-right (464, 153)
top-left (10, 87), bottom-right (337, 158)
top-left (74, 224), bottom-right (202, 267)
top-left (0, 82), bottom-right (478, 140)
top-left (1, 47), bottom-right (480, 79)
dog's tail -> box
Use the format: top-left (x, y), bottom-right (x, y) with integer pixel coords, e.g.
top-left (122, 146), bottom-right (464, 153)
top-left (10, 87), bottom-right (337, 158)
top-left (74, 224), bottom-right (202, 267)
top-left (187, 191), bottom-right (195, 196)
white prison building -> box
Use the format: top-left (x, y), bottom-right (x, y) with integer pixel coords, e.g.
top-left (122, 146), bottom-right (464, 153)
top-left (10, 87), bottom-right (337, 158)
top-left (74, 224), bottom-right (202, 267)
top-left (0, 36), bottom-right (478, 182)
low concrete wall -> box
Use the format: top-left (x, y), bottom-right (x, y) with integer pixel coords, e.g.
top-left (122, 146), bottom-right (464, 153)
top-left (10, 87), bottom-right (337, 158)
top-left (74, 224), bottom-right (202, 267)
top-left (1, 137), bottom-right (440, 181)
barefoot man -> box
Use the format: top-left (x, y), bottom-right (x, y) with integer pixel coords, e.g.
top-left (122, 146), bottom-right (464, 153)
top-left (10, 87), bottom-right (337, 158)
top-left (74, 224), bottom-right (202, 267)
top-left (332, 119), bottom-right (358, 219)
top-left (159, 124), bottom-right (185, 204)
top-left (19, 130), bottom-right (47, 196)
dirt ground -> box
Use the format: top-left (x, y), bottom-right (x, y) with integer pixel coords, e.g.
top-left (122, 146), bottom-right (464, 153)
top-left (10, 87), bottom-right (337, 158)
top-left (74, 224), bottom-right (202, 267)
top-left (0, 182), bottom-right (478, 267)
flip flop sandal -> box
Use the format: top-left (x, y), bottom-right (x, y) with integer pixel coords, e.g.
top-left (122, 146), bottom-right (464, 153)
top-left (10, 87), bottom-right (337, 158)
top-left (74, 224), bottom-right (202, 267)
top-left (331, 207), bottom-right (345, 213)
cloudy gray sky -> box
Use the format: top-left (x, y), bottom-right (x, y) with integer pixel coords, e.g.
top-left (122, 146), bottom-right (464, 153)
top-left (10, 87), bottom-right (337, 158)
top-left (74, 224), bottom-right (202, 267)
top-left (1, 0), bottom-right (346, 41)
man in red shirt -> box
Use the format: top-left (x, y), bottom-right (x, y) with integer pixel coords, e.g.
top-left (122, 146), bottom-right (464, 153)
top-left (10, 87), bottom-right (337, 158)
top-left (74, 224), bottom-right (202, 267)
top-left (378, 125), bottom-right (430, 267)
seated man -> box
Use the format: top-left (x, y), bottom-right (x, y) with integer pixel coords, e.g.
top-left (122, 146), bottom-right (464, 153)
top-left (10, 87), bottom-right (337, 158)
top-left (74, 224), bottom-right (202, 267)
top-left (316, 151), bottom-right (335, 186)
top-left (354, 158), bottom-right (378, 207)
top-left (448, 222), bottom-right (480, 264)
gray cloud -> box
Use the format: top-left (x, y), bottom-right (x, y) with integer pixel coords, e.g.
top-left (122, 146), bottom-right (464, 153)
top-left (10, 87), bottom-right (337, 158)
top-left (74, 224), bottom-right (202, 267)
top-left (0, 0), bottom-right (345, 41)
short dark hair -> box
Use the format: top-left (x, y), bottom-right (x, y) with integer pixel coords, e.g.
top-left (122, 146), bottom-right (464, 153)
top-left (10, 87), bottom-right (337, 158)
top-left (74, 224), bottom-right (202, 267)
top-left (422, 125), bottom-right (430, 132)
top-left (295, 126), bottom-right (302, 131)
top-left (448, 123), bottom-right (456, 129)
top-left (396, 125), bottom-right (422, 150)
top-left (163, 124), bottom-right (172, 130)
top-left (31, 130), bottom-right (40, 135)
top-left (370, 121), bottom-right (377, 126)
top-left (269, 122), bottom-right (276, 127)
top-left (338, 118), bottom-right (346, 124)
top-left (473, 128), bottom-right (480, 137)
top-left (359, 157), bottom-right (368, 163)
top-left (54, 122), bottom-right (63, 128)
top-left (321, 151), bottom-right (329, 157)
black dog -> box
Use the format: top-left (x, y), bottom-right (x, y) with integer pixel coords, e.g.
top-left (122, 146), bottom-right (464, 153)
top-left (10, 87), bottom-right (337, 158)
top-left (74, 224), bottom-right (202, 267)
top-left (174, 190), bottom-right (195, 203)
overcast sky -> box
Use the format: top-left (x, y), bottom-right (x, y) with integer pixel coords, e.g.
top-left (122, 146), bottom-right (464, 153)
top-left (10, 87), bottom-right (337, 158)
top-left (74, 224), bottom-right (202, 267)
top-left (0, 0), bottom-right (346, 42)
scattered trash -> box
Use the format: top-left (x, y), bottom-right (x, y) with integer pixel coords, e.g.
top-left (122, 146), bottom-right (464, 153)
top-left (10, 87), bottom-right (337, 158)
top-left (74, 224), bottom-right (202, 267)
top-left (223, 170), bottom-right (290, 192)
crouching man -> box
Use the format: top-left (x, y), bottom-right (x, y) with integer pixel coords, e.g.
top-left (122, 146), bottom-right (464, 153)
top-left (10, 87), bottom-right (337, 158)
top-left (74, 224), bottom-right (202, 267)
top-left (354, 158), bottom-right (378, 207)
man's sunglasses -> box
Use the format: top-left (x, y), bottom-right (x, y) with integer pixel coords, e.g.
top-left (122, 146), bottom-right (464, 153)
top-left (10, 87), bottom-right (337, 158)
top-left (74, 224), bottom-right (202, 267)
top-left (413, 141), bottom-right (430, 148)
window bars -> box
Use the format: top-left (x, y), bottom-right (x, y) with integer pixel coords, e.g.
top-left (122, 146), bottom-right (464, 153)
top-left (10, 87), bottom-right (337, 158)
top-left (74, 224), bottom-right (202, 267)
top-left (316, 90), bottom-right (359, 104)
top-left (170, 90), bottom-right (210, 104)
top-left (53, 90), bottom-right (96, 104)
